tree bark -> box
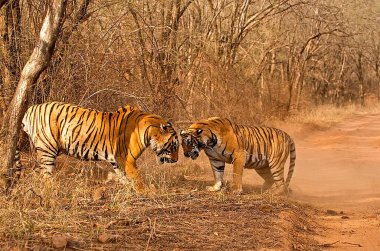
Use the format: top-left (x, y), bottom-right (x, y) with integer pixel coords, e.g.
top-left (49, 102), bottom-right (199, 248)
top-left (0, 0), bottom-right (67, 193)
top-left (34, 0), bottom-right (90, 104)
top-left (375, 61), bottom-right (380, 101)
top-left (356, 52), bottom-right (365, 106)
top-left (288, 55), bottom-right (304, 114)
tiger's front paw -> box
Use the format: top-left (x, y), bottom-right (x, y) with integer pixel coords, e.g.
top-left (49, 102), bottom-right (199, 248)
top-left (136, 186), bottom-right (157, 197)
top-left (206, 186), bottom-right (220, 192)
top-left (42, 172), bottom-right (53, 179)
top-left (206, 181), bottom-right (223, 192)
top-left (107, 170), bottom-right (128, 185)
top-left (269, 185), bottom-right (286, 196)
top-left (230, 184), bottom-right (243, 195)
top-left (133, 182), bottom-right (158, 196)
top-left (231, 189), bottom-right (243, 195)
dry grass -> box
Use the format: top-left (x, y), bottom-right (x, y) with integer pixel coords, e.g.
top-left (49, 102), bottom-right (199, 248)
top-left (270, 104), bottom-right (380, 139)
top-left (0, 152), bottom-right (321, 250)
top-left (292, 104), bottom-right (380, 126)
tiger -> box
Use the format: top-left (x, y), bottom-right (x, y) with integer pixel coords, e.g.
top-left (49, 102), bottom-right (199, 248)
top-left (180, 117), bottom-right (295, 195)
top-left (16, 101), bottom-right (179, 193)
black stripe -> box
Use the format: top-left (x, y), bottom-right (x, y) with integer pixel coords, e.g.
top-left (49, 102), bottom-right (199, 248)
top-left (129, 149), bottom-right (136, 160)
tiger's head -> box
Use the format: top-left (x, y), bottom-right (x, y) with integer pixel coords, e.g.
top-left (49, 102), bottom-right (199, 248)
top-left (148, 121), bottom-right (179, 164)
top-left (180, 122), bottom-right (218, 160)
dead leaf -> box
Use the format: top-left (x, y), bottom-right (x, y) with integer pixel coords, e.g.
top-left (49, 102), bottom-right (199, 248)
top-left (93, 187), bottom-right (106, 201)
top-left (105, 220), bottom-right (118, 229)
top-left (98, 233), bottom-right (120, 243)
top-left (260, 204), bottom-right (273, 213)
top-left (9, 247), bottom-right (22, 251)
top-left (52, 235), bottom-right (67, 249)
top-left (149, 184), bottom-right (158, 194)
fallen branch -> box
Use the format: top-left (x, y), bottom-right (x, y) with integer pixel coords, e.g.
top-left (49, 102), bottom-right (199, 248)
top-left (319, 240), bottom-right (363, 248)
top-left (319, 240), bottom-right (339, 247)
top-left (342, 241), bottom-right (362, 247)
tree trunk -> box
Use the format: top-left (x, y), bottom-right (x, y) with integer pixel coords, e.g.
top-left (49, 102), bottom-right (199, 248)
top-left (375, 61), bottom-right (380, 101)
top-left (258, 73), bottom-right (264, 111)
top-left (288, 72), bottom-right (301, 114)
top-left (356, 52), bottom-right (365, 106)
top-left (33, 0), bottom-right (90, 105)
top-left (0, 0), bottom-right (67, 193)
top-left (288, 58), bottom-right (303, 114)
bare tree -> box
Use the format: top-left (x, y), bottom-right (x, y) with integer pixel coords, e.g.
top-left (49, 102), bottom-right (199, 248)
top-left (0, 0), bottom-right (68, 192)
top-left (127, 0), bottom-right (194, 119)
top-left (33, 0), bottom-right (90, 104)
top-left (283, 3), bottom-right (344, 113)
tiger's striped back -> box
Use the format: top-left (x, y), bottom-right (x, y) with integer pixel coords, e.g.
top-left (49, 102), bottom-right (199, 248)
top-left (22, 102), bottom-right (140, 164)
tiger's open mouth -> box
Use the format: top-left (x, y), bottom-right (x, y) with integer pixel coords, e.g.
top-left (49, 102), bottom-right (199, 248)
top-left (156, 149), bottom-right (178, 164)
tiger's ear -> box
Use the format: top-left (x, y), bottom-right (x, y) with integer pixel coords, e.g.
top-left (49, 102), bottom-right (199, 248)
top-left (196, 129), bottom-right (203, 135)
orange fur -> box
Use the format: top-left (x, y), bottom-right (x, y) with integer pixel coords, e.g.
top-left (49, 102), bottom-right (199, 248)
top-left (180, 117), bottom-right (295, 195)
top-left (18, 102), bottom-right (179, 193)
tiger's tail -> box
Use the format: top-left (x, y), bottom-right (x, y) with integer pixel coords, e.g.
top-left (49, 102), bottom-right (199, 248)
top-left (14, 149), bottom-right (23, 180)
top-left (13, 128), bottom-right (29, 182)
top-left (285, 138), bottom-right (296, 190)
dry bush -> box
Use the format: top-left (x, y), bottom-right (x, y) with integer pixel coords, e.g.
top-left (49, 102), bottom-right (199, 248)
top-left (2, 0), bottom-right (374, 123)
top-left (1, 1), bottom-right (379, 124)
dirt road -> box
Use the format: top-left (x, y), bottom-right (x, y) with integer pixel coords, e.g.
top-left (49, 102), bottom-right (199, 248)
top-left (292, 114), bottom-right (380, 250)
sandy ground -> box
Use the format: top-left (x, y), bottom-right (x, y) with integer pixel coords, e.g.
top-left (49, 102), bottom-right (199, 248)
top-left (291, 114), bottom-right (380, 250)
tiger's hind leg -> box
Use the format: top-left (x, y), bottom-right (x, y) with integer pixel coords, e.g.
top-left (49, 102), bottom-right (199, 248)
top-left (106, 162), bottom-right (127, 185)
top-left (12, 132), bottom-right (30, 182)
top-left (36, 149), bottom-right (58, 178)
top-left (255, 164), bottom-right (275, 193)
top-left (268, 158), bottom-right (287, 195)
